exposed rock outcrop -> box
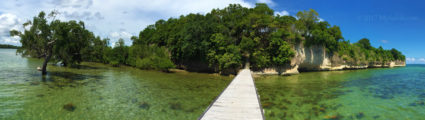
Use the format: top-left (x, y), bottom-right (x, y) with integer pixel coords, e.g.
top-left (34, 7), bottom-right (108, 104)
top-left (253, 43), bottom-right (406, 75)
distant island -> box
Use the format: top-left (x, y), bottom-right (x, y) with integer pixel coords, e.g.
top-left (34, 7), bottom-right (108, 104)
top-left (0, 44), bottom-right (19, 49)
top-left (10, 3), bottom-right (405, 75)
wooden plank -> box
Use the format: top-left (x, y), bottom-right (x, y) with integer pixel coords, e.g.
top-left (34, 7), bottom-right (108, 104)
top-left (200, 69), bottom-right (264, 120)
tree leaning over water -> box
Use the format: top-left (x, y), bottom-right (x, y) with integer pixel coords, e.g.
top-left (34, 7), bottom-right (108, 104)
top-left (10, 11), bottom-right (93, 75)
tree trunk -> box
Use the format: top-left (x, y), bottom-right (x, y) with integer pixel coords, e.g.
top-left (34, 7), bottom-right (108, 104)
top-left (41, 54), bottom-right (52, 75)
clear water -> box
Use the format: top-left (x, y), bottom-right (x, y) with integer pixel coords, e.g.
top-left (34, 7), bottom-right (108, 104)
top-left (0, 49), bottom-right (232, 119)
top-left (3, 48), bottom-right (425, 120)
top-left (256, 64), bottom-right (425, 119)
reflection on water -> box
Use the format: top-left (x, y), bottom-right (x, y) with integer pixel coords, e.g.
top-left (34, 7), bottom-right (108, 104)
top-left (0, 49), bottom-right (232, 119)
top-left (256, 65), bottom-right (425, 119)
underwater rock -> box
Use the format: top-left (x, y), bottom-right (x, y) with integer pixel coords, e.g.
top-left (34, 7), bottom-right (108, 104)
top-left (262, 102), bottom-right (273, 108)
top-left (139, 102), bottom-right (150, 110)
top-left (418, 93), bottom-right (425, 98)
top-left (374, 94), bottom-right (394, 99)
top-left (356, 112), bottom-right (365, 119)
top-left (408, 103), bottom-right (417, 106)
top-left (332, 104), bottom-right (343, 110)
top-left (267, 111), bottom-right (275, 117)
top-left (324, 115), bottom-right (336, 119)
top-left (416, 101), bottom-right (424, 105)
top-left (131, 98), bottom-right (138, 103)
top-left (63, 103), bottom-right (76, 111)
top-left (282, 112), bottom-right (287, 118)
top-left (282, 99), bottom-right (292, 104)
top-left (279, 105), bottom-right (288, 110)
top-left (319, 107), bottom-right (326, 112)
top-left (170, 102), bottom-right (182, 110)
top-left (373, 115), bottom-right (380, 119)
top-left (324, 114), bottom-right (343, 120)
top-left (185, 107), bottom-right (196, 113)
top-left (30, 81), bottom-right (40, 85)
top-left (409, 101), bottom-right (425, 106)
top-left (314, 111), bottom-right (319, 116)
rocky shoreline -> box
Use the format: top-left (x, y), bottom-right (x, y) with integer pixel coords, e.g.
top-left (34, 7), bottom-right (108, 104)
top-left (252, 44), bottom-right (406, 75)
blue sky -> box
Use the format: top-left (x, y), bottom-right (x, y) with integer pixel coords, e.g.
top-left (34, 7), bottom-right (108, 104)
top-left (0, 0), bottom-right (423, 63)
top-left (268, 0), bottom-right (425, 64)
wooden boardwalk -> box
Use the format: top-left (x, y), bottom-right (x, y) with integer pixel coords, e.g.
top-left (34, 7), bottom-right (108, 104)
top-left (199, 69), bottom-right (264, 120)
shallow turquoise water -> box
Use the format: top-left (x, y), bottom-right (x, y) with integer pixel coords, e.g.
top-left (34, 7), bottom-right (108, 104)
top-left (2, 48), bottom-right (424, 120)
top-left (256, 64), bottom-right (425, 119)
top-left (0, 49), bottom-right (232, 119)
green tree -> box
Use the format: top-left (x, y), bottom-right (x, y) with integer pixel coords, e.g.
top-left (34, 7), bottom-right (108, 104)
top-left (296, 9), bottom-right (319, 35)
top-left (269, 29), bottom-right (295, 66)
top-left (10, 11), bottom-right (93, 75)
top-left (107, 38), bottom-right (129, 66)
top-left (357, 38), bottom-right (373, 50)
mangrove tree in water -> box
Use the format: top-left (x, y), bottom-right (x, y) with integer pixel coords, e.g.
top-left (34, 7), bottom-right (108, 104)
top-left (10, 11), bottom-right (92, 75)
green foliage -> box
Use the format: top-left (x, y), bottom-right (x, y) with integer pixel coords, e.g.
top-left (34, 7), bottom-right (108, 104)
top-left (81, 37), bottom-right (110, 63)
top-left (207, 33), bottom-right (242, 72)
top-left (110, 39), bottom-right (129, 65)
top-left (14, 4), bottom-right (406, 75)
top-left (337, 38), bottom-right (405, 65)
top-left (296, 9), bottom-right (319, 35)
top-left (51, 20), bottom-right (93, 66)
top-left (127, 45), bottom-right (175, 71)
top-left (10, 11), bottom-right (97, 74)
top-left (269, 29), bottom-right (295, 66)
top-left (131, 3), bottom-right (405, 74)
top-left (295, 9), bottom-right (343, 52)
top-left (391, 48), bottom-right (405, 61)
top-left (356, 38), bottom-right (373, 50)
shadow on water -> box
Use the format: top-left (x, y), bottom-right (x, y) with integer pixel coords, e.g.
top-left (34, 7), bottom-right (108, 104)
top-left (72, 64), bottom-right (103, 70)
top-left (37, 71), bottom-right (104, 88)
top-left (47, 71), bottom-right (103, 81)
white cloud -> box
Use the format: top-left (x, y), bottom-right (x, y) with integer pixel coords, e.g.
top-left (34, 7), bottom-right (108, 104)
top-left (406, 57), bottom-right (425, 64)
top-left (109, 31), bottom-right (132, 39)
top-left (380, 40), bottom-right (388, 43)
top-left (0, 0), bottom-right (256, 46)
top-left (0, 13), bottom-right (21, 34)
top-left (109, 31), bottom-right (135, 47)
top-left (275, 10), bottom-right (289, 16)
top-left (0, 13), bottom-right (23, 45)
top-left (3, 36), bottom-right (20, 44)
top-left (50, 0), bottom-right (93, 9)
top-left (318, 18), bottom-right (325, 22)
top-left (406, 57), bottom-right (415, 62)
